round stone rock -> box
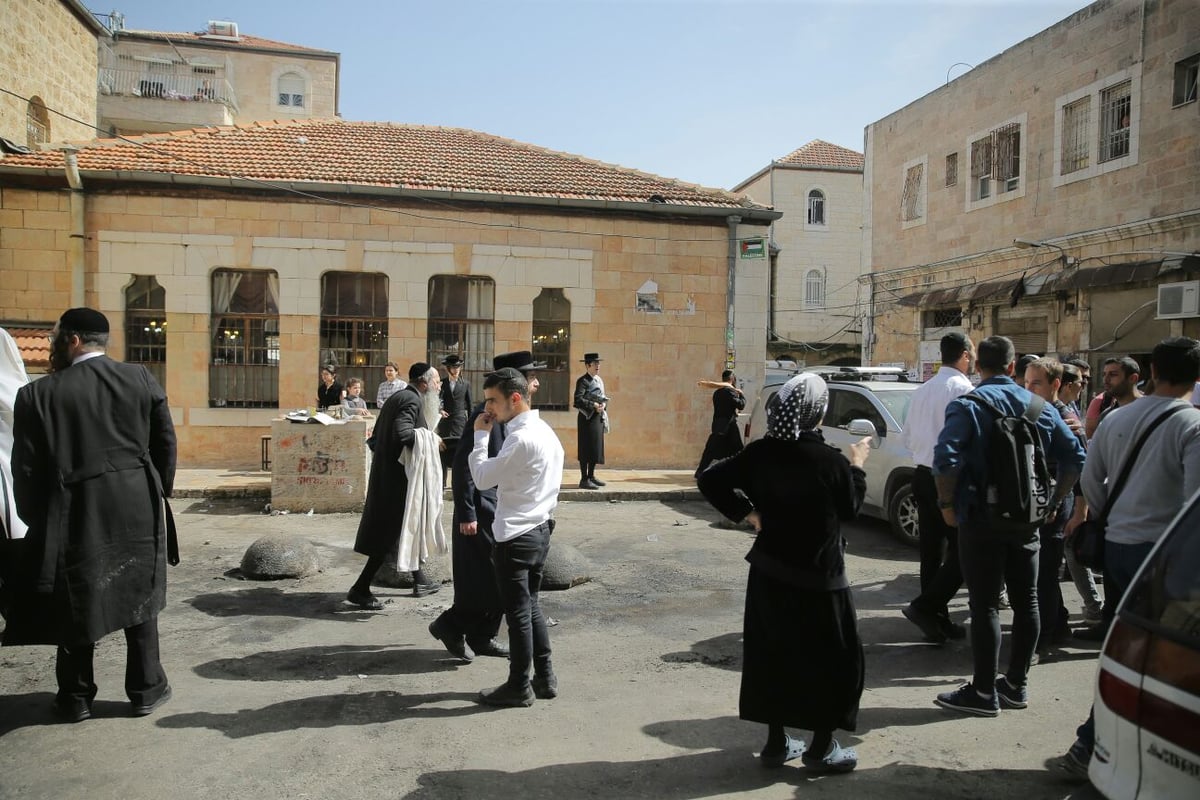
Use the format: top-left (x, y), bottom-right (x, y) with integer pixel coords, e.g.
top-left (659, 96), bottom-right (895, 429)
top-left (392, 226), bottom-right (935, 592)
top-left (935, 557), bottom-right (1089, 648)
top-left (541, 541), bottom-right (592, 590)
top-left (240, 535), bottom-right (322, 580)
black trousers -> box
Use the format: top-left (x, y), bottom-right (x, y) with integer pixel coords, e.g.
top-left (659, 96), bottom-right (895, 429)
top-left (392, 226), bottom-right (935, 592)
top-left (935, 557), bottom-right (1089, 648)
top-left (1036, 496), bottom-right (1073, 647)
top-left (911, 466), bottom-right (962, 616)
top-left (493, 521), bottom-right (553, 687)
top-left (958, 520), bottom-right (1040, 690)
top-left (56, 617), bottom-right (168, 706)
top-left (434, 520), bottom-right (504, 647)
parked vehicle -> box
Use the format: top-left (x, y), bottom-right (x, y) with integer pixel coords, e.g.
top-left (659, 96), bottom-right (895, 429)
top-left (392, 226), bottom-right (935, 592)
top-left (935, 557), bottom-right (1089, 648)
top-left (1090, 488), bottom-right (1200, 800)
top-left (745, 367), bottom-right (920, 546)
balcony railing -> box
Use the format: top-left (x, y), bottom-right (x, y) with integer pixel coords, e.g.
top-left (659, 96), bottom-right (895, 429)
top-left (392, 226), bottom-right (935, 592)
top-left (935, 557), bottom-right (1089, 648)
top-left (99, 67), bottom-right (239, 113)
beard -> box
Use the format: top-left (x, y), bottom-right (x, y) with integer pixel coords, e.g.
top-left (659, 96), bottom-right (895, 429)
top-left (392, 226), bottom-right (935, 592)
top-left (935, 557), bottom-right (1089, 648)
top-left (421, 384), bottom-right (442, 431)
top-left (49, 336), bottom-right (72, 372)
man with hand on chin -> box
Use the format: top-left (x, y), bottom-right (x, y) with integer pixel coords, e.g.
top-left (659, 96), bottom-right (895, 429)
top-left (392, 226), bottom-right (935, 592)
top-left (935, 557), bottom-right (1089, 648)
top-left (468, 367), bottom-right (564, 707)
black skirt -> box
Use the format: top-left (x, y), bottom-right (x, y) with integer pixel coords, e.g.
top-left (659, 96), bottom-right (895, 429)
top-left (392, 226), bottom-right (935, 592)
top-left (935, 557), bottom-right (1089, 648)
top-left (577, 412), bottom-right (605, 464)
top-left (695, 424), bottom-right (743, 479)
top-left (738, 566), bottom-right (864, 732)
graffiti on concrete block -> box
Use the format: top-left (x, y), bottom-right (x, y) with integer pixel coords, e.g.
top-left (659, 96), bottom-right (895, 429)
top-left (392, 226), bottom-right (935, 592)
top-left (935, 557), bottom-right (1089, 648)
top-left (297, 451), bottom-right (347, 475)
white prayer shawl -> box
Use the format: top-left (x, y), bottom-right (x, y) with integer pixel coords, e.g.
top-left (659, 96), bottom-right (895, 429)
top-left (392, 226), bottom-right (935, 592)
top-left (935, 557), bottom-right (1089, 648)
top-left (0, 328), bottom-right (30, 539)
top-left (395, 428), bottom-right (447, 570)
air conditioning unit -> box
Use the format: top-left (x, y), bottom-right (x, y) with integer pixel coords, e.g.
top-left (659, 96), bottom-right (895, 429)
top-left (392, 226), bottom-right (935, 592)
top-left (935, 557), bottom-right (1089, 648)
top-left (206, 21), bottom-right (240, 39)
top-left (1157, 280), bottom-right (1200, 320)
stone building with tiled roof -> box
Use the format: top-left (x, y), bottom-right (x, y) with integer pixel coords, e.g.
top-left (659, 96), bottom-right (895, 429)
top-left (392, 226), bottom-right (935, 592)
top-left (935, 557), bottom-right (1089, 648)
top-left (0, 119), bottom-right (779, 468)
top-left (97, 18), bottom-right (340, 137)
top-left (733, 140), bottom-right (864, 364)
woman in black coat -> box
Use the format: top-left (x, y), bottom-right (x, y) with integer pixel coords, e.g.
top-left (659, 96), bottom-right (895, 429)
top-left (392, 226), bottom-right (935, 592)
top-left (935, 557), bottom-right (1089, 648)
top-left (698, 373), bottom-right (870, 773)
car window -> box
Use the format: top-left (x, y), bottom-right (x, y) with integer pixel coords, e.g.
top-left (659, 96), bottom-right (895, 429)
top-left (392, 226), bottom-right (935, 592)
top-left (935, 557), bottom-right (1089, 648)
top-left (874, 390), bottom-right (914, 427)
top-left (1123, 495), bottom-right (1200, 646)
top-left (824, 387), bottom-right (885, 436)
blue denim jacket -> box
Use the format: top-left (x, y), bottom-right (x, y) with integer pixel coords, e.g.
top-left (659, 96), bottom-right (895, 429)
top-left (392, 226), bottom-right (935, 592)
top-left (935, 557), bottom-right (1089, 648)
top-left (933, 375), bottom-right (1086, 523)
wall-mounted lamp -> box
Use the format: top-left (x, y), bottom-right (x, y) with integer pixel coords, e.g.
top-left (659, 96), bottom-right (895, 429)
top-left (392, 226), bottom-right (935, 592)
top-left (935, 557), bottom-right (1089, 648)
top-left (1013, 238), bottom-right (1077, 267)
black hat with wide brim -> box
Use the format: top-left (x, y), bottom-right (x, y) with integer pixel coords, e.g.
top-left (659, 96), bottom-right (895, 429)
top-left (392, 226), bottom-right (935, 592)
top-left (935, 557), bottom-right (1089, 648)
top-left (493, 350), bottom-right (546, 372)
top-left (581, 353), bottom-right (602, 363)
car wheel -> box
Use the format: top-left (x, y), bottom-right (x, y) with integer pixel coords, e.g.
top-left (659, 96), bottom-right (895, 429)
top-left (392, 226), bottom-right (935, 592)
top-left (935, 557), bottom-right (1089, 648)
top-left (888, 482), bottom-right (920, 548)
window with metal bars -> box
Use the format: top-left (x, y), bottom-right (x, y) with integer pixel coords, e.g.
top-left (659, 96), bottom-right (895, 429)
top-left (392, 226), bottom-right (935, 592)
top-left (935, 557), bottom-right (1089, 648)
top-left (209, 270), bottom-right (279, 408)
top-left (970, 122), bottom-right (1021, 199)
top-left (1099, 80), bottom-right (1131, 162)
top-left (277, 72), bottom-right (305, 108)
top-left (26, 98), bottom-right (48, 148)
top-left (804, 269), bottom-right (825, 308)
top-left (125, 275), bottom-right (166, 389)
top-left (945, 153), bottom-right (958, 187)
top-left (1060, 97), bottom-right (1091, 174)
top-left (901, 164), bottom-right (924, 221)
top-left (807, 190), bottom-right (826, 225)
top-left (427, 276), bottom-right (495, 403)
top-left (531, 288), bottom-right (571, 410)
top-left (319, 272), bottom-right (389, 393)
top-left (1174, 54), bottom-right (1198, 106)
top-left (923, 308), bottom-right (963, 328)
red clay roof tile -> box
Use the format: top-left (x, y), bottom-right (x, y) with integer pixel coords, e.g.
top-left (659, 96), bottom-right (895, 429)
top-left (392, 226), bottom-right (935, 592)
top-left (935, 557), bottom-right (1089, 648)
top-left (119, 29), bottom-right (335, 55)
top-left (778, 140), bottom-right (864, 171)
top-left (3, 326), bottom-right (52, 369)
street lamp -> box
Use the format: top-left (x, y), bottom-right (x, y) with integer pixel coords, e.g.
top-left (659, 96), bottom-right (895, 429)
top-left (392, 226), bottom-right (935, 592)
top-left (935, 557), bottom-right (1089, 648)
top-left (1013, 238), bottom-right (1076, 267)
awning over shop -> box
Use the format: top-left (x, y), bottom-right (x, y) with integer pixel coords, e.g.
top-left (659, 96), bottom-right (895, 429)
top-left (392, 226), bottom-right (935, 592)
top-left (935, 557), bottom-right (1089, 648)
top-left (895, 255), bottom-right (1199, 308)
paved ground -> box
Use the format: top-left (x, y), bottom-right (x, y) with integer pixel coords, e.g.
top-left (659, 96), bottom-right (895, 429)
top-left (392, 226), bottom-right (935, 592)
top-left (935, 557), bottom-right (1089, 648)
top-left (0, 497), bottom-right (1104, 800)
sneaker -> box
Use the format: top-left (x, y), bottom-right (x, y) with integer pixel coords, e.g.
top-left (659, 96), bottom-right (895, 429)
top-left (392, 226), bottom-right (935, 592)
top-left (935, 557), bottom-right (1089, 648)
top-left (995, 675), bottom-right (1028, 709)
top-left (935, 682), bottom-right (1000, 717)
top-left (997, 589), bottom-right (1011, 609)
top-left (1082, 606), bottom-right (1103, 624)
top-left (1052, 739), bottom-right (1091, 781)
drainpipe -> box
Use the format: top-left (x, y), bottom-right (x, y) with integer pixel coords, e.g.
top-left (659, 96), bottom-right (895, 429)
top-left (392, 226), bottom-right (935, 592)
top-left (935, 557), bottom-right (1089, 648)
top-left (62, 147), bottom-right (85, 306)
top-left (726, 215), bottom-right (741, 370)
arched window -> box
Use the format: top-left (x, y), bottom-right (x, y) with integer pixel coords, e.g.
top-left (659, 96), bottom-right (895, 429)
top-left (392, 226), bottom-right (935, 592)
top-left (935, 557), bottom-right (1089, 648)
top-left (531, 288), bottom-right (571, 410)
top-left (125, 275), bottom-right (166, 388)
top-left (210, 269), bottom-right (280, 408)
top-left (320, 272), bottom-right (389, 393)
top-left (26, 97), bottom-right (49, 148)
top-left (805, 269), bottom-right (825, 309)
top-left (807, 189), bottom-right (826, 225)
top-left (277, 72), bottom-right (305, 108)
top-left (428, 276), bottom-right (495, 401)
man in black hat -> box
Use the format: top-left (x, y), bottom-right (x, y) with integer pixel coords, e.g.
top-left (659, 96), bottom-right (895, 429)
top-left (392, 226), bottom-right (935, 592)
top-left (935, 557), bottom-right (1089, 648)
top-left (437, 354), bottom-right (471, 488)
top-left (428, 351), bottom-right (543, 661)
top-left (574, 353), bottom-right (608, 489)
top-left (348, 362), bottom-right (441, 607)
top-left (10, 307), bottom-right (177, 722)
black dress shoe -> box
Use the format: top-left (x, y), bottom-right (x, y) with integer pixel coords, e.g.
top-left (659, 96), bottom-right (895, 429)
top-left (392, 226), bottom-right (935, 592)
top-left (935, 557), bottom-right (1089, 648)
top-left (937, 615), bottom-right (967, 640)
top-left (478, 682), bottom-right (534, 708)
top-left (902, 603), bottom-right (947, 644)
top-left (54, 697), bottom-right (92, 723)
top-left (412, 582), bottom-right (441, 598)
top-left (578, 479), bottom-right (599, 490)
top-left (429, 620), bottom-right (474, 662)
top-left (469, 638), bottom-right (510, 658)
top-left (532, 672), bottom-right (558, 700)
top-left (590, 477), bottom-right (606, 487)
top-left (131, 684), bottom-right (172, 717)
top-left (346, 588), bottom-right (384, 610)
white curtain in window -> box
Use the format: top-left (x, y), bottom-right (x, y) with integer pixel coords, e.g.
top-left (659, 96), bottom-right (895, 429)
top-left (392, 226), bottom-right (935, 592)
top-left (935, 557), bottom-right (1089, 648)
top-left (805, 270), bottom-right (825, 308)
top-left (212, 271), bottom-right (243, 313)
top-left (467, 279), bottom-right (494, 318)
top-left (266, 272), bottom-right (280, 313)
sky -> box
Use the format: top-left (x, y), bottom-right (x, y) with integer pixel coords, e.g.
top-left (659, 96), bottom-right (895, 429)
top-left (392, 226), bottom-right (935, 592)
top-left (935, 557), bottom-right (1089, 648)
top-left (93, 0), bottom-right (1087, 190)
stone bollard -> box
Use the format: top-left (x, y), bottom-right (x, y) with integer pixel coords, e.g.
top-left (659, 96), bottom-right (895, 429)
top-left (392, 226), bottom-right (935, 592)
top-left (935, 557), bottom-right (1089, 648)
top-left (240, 535), bottom-right (322, 579)
top-left (541, 541), bottom-right (592, 590)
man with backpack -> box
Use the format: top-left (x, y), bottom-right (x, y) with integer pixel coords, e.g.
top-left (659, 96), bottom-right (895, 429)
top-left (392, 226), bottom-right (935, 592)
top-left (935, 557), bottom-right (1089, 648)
top-left (931, 336), bottom-right (1085, 717)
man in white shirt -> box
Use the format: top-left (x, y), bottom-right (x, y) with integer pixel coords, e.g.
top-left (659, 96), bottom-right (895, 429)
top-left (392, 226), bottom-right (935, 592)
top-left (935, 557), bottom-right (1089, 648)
top-left (900, 332), bottom-right (974, 643)
top-left (469, 367), bottom-right (565, 707)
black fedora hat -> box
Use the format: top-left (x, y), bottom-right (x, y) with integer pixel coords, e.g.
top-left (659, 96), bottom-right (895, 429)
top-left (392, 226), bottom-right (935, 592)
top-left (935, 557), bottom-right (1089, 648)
top-left (441, 354), bottom-right (464, 367)
top-left (493, 350), bottom-right (546, 372)
top-left (581, 352), bottom-right (602, 363)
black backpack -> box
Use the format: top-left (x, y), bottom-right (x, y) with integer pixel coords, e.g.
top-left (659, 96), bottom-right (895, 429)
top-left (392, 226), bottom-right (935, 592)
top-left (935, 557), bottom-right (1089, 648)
top-left (964, 392), bottom-right (1052, 534)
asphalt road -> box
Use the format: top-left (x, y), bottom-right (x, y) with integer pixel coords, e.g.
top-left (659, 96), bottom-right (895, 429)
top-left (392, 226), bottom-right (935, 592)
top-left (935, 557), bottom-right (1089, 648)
top-left (0, 498), bottom-right (1106, 800)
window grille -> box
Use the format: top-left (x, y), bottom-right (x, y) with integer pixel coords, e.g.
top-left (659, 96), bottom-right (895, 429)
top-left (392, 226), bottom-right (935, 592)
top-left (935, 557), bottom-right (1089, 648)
top-left (277, 72), bottom-right (305, 108)
top-left (923, 308), bottom-right (963, 328)
top-left (428, 276), bottom-right (495, 402)
top-left (804, 270), bottom-right (825, 308)
top-left (1061, 97), bottom-right (1091, 174)
top-left (945, 153), bottom-right (958, 187)
top-left (125, 275), bottom-right (166, 389)
top-left (531, 288), bottom-right (571, 410)
top-left (319, 272), bottom-right (389, 393)
top-left (993, 123), bottom-right (1020, 183)
top-left (209, 270), bottom-right (279, 408)
top-left (1173, 54), bottom-right (1198, 106)
top-left (26, 99), bottom-right (49, 148)
top-left (807, 190), bottom-right (826, 225)
top-left (1098, 80), bottom-right (1131, 162)
top-left (970, 137), bottom-right (992, 180)
top-left (901, 164), bottom-right (924, 221)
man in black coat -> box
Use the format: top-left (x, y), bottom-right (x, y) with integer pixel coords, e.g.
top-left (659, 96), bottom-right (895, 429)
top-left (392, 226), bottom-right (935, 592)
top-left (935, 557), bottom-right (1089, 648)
top-left (10, 308), bottom-right (177, 723)
top-left (348, 362), bottom-right (441, 608)
top-left (437, 354), bottom-right (471, 488)
top-left (428, 350), bottom-right (543, 661)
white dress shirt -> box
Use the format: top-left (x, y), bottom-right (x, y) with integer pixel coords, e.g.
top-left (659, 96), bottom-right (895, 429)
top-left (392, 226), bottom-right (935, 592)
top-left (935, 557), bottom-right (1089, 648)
top-left (902, 365), bottom-right (973, 468)
top-left (468, 409), bottom-right (565, 542)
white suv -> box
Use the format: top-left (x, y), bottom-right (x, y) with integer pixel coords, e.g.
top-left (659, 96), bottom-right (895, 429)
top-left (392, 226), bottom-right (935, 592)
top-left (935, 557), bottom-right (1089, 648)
top-left (745, 367), bottom-right (920, 546)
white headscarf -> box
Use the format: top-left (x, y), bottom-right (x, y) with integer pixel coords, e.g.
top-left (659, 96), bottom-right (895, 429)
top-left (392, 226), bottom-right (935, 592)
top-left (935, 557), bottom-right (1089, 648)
top-left (766, 373), bottom-right (828, 442)
top-left (1, 328), bottom-right (30, 538)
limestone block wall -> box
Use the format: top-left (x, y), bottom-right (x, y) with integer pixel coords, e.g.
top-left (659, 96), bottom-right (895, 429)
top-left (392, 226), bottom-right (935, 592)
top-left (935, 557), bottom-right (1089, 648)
top-left (0, 0), bottom-right (98, 145)
top-left (0, 188), bottom-right (760, 468)
top-left (269, 418), bottom-right (370, 513)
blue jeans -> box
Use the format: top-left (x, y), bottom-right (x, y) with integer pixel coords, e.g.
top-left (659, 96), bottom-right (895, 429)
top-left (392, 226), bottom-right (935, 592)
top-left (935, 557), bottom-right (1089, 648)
top-left (493, 520), bottom-right (554, 687)
top-left (958, 519), bottom-right (1040, 690)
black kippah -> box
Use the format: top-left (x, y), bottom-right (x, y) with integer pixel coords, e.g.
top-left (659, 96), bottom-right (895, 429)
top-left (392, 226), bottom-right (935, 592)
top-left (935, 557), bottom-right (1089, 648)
top-left (58, 307), bottom-right (109, 333)
top-left (408, 362), bottom-right (432, 383)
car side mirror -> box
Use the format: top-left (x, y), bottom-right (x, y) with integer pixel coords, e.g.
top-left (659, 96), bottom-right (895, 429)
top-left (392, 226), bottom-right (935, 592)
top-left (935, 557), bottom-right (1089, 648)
top-left (846, 418), bottom-right (881, 449)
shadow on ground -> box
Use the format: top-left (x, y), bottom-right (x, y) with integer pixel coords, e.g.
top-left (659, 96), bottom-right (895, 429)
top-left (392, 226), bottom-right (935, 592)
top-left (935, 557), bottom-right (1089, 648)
top-left (188, 587), bottom-right (408, 620)
top-left (0, 692), bottom-right (139, 736)
top-left (155, 690), bottom-right (488, 738)
top-left (194, 644), bottom-right (464, 681)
